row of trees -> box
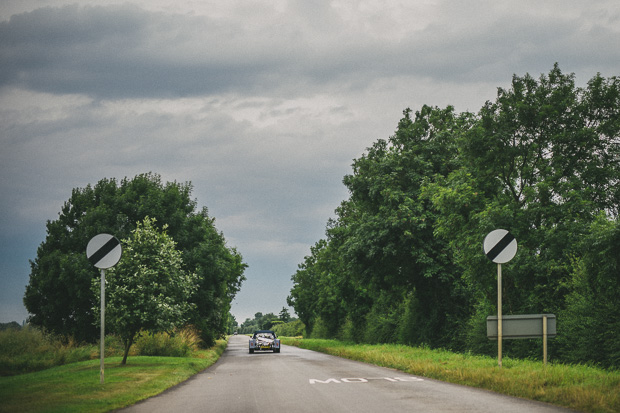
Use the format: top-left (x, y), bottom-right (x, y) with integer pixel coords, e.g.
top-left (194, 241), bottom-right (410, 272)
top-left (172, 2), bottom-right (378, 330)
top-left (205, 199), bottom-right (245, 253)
top-left (287, 65), bottom-right (620, 368)
top-left (237, 308), bottom-right (293, 334)
top-left (24, 173), bottom-right (246, 350)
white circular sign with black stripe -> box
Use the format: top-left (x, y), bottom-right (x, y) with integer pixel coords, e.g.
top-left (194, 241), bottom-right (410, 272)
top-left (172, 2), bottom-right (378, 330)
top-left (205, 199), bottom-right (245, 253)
top-left (86, 233), bottom-right (122, 269)
top-left (483, 229), bottom-right (517, 264)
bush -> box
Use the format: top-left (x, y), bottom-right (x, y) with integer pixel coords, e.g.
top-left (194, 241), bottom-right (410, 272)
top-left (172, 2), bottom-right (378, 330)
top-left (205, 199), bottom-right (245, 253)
top-left (463, 299), bottom-right (496, 356)
top-left (337, 317), bottom-right (356, 342)
top-left (309, 317), bottom-right (330, 339)
top-left (134, 327), bottom-right (201, 357)
top-left (363, 295), bottom-right (402, 345)
top-left (558, 217), bottom-right (620, 369)
top-left (104, 335), bottom-right (132, 358)
top-left (272, 319), bottom-right (305, 337)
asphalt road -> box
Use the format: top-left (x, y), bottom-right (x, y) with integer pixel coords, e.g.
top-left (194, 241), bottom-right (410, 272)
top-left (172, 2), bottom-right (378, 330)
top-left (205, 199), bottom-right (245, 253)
top-left (119, 335), bottom-right (575, 413)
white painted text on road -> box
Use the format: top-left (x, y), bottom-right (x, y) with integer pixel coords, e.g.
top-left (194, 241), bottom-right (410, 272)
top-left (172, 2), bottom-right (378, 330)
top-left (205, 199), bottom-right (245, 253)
top-left (309, 377), bottom-right (424, 384)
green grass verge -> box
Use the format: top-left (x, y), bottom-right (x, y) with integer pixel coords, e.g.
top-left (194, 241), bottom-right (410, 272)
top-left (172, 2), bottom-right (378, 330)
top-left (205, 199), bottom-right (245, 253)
top-left (0, 339), bottom-right (227, 413)
top-left (281, 338), bottom-right (619, 413)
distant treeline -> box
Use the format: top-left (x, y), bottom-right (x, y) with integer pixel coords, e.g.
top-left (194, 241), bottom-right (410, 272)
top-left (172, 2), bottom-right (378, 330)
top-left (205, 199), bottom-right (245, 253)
top-left (0, 322), bottom-right (22, 332)
top-left (237, 309), bottom-right (304, 337)
top-left (287, 65), bottom-right (620, 369)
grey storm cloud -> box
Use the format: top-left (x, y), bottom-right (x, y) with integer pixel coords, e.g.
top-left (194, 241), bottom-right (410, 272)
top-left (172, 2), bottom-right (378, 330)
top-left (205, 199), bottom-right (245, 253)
top-left (3, 2), bottom-right (618, 100)
top-left (1, 0), bottom-right (619, 323)
top-left (0, 4), bottom-right (383, 98)
top-left (0, 5), bottom-right (261, 97)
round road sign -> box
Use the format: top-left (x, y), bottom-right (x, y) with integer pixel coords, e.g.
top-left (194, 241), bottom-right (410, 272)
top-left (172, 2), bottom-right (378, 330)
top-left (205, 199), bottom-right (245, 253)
top-left (86, 233), bottom-right (122, 269)
top-left (483, 229), bottom-right (517, 264)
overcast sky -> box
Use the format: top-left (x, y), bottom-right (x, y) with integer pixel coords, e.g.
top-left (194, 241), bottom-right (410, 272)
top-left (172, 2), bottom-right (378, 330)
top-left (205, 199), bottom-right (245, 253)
top-left (1, 0), bottom-right (618, 325)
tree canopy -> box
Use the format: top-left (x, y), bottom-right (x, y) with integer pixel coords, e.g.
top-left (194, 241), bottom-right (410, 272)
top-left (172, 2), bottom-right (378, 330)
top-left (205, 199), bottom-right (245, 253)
top-left (24, 173), bottom-right (246, 345)
top-left (288, 65), bottom-right (620, 367)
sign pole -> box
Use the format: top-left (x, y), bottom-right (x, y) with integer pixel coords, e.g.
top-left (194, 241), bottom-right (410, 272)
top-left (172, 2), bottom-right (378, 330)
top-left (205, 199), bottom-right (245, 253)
top-left (87, 233), bottom-right (121, 385)
top-left (100, 268), bottom-right (105, 384)
top-left (543, 315), bottom-right (548, 365)
top-left (497, 263), bottom-right (502, 368)
top-left (483, 229), bottom-right (517, 369)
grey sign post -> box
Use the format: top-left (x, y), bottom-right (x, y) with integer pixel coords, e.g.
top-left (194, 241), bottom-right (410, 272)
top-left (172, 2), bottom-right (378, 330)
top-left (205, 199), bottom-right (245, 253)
top-left (483, 229), bottom-right (517, 367)
top-left (87, 234), bottom-right (122, 384)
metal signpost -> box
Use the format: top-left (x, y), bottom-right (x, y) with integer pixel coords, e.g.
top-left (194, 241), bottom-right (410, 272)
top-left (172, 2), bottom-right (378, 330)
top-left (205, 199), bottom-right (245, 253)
top-left (86, 234), bottom-right (122, 384)
top-left (483, 229), bottom-right (517, 367)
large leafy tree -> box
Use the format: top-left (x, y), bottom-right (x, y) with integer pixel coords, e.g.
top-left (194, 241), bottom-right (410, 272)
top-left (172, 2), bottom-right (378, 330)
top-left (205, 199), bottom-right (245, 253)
top-left (24, 173), bottom-right (245, 343)
top-left (429, 66), bottom-right (619, 314)
top-left (425, 66), bottom-right (620, 358)
top-left (103, 217), bottom-right (197, 364)
top-left (288, 106), bottom-right (474, 346)
top-left (330, 106), bottom-right (473, 346)
top-left (288, 238), bottom-right (356, 338)
top-left (181, 211), bottom-right (246, 345)
top-left (287, 247), bottom-right (320, 336)
top-left (289, 66), bottom-right (619, 365)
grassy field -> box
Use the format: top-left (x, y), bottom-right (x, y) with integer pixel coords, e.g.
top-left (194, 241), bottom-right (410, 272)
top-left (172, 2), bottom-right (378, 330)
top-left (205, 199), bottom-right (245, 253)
top-left (0, 340), bottom-right (227, 413)
top-left (281, 338), bottom-right (620, 413)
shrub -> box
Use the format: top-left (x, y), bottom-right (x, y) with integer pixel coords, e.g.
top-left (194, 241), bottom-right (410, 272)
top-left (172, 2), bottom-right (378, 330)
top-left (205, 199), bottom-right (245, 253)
top-left (558, 217), bottom-right (620, 369)
top-left (363, 293), bottom-right (404, 345)
top-left (272, 319), bottom-right (305, 337)
top-left (463, 299), bottom-right (496, 356)
top-left (337, 317), bottom-right (356, 342)
top-left (134, 327), bottom-right (201, 357)
top-left (309, 317), bottom-right (329, 339)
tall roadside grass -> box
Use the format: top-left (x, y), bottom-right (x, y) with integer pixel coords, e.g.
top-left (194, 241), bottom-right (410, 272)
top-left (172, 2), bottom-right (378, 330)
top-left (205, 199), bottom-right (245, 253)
top-left (0, 326), bottom-right (96, 375)
top-left (282, 338), bottom-right (619, 413)
top-left (134, 327), bottom-right (202, 357)
top-left (0, 325), bottom-right (206, 376)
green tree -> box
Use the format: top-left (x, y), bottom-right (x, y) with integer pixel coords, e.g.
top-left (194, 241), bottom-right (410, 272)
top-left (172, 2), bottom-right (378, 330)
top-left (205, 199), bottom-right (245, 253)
top-left (558, 215), bottom-right (620, 368)
top-left (237, 313), bottom-right (284, 334)
top-left (329, 105), bottom-right (473, 347)
top-left (260, 313), bottom-right (278, 330)
top-left (102, 217), bottom-right (197, 364)
top-left (279, 307), bottom-right (291, 323)
top-left (425, 65), bottom-right (620, 356)
top-left (239, 317), bottom-right (259, 334)
top-left (24, 173), bottom-right (245, 343)
top-left (289, 65), bottom-right (619, 365)
top-left (227, 313), bottom-right (238, 335)
top-left (288, 240), bottom-right (335, 336)
top-left (183, 214), bottom-right (246, 345)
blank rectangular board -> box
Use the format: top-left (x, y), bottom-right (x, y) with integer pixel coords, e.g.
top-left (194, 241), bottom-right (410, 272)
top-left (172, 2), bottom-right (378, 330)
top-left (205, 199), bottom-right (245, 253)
top-left (487, 314), bottom-right (556, 339)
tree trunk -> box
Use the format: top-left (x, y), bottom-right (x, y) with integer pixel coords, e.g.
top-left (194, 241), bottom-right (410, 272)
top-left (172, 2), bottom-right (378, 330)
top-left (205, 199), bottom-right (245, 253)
top-left (121, 336), bottom-right (134, 365)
